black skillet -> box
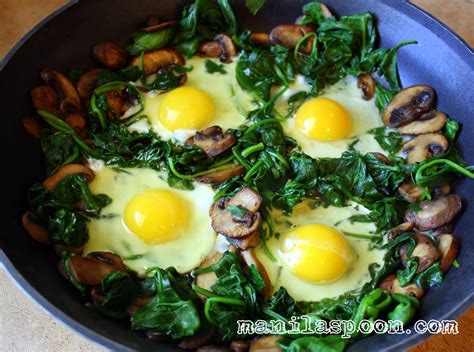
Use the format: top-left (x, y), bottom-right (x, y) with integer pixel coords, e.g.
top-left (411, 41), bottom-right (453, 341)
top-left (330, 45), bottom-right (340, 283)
top-left (0, 0), bottom-right (473, 351)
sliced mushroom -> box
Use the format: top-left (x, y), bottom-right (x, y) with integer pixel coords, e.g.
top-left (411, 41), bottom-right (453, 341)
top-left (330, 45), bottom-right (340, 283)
top-left (269, 24), bottom-right (313, 54)
top-left (22, 212), bottom-right (51, 245)
top-left (226, 187), bottom-right (262, 212)
top-left (186, 126), bottom-right (237, 157)
top-left (127, 296), bottom-right (153, 316)
top-left (382, 85), bottom-right (435, 127)
top-left (241, 249), bottom-right (272, 299)
top-left (31, 86), bottom-right (59, 112)
top-left (437, 234), bottom-right (459, 273)
top-left (388, 222), bottom-right (415, 240)
top-left (66, 112), bottom-right (86, 133)
top-left (430, 184), bottom-right (451, 198)
top-left (249, 336), bottom-right (281, 352)
top-left (196, 164), bottom-right (245, 184)
top-left (197, 346), bottom-right (232, 352)
top-left (378, 274), bottom-right (424, 299)
top-left (77, 69), bottom-right (103, 101)
top-left (398, 182), bottom-right (424, 204)
top-left (196, 252), bottom-right (222, 299)
top-left (415, 223), bottom-right (454, 237)
top-left (105, 90), bottom-right (132, 117)
top-left (43, 164), bottom-right (94, 191)
top-left (142, 20), bottom-right (178, 32)
top-left (400, 233), bottom-right (440, 273)
top-left (370, 152), bottom-right (390, 164)
top-left (231, 340), bottom-right (250, 352)
top-left (22, 115), bottom-right (42, 139)
top-left (40, 68), bottom-right (81, 109)
top-left (179, 327), bottom-right (215, 350)
top-left (227, 231), bottom-right (261, 251)
top-left (249, 33), bottom-right (271, 46)
top-left (59, 96), bottom-right (81, 116)
top-left (92, 41), bottom-right (127, 70)
top-left (404, 194), bottom-right (462, 231)
top-left (131, 48), bottom-right (185, 75)
top-left (398, 111), bottom-right (447, 135)
top-left (357, 72), bottom-right (376, 100)
top-left (214, 33), bottom-right (238, 63)
top-left (401, 133), bottom-right (448, 164)
top-left (67, 252), bottom-right (127, 286)
top-left (198, 40), bottom-right (222, 58)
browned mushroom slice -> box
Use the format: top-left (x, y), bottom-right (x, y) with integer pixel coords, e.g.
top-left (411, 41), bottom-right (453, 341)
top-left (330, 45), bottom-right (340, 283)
top-left (357, 72), bottom-right (376, 100)
top-left (77, 69), bottom-right (103, 101)
top-left (31, 86), bottom-right (59, 112)
top-left (127, 296), bottom-right (153, 316)
top-left (142, 20), bottom-right (178, 32)
top-left (214, 33), bottom-right (238, 63)
top-left (398, 182), bottom-right (424, 203)
top-left (404, 194), bottom-right (462, 231)
top-left (92, 41), bottom-right (127, 70)
top-left (378, 274), bottom-right (424, 299)
top-left (43, 164), bottom-right (95, 191)
top-left (415, 223), bottom-right (454, 237)
top-left (382, 85), bottom-right (435, 127)
top-left (398, 111), bottom-right (447, 135)
top-left (196, 253), bottom-right (222, 298)
top-left (22, 115), bottom-right (42, 139)
top-left (68, 252), bottom-right (127, 286)
top-left (401, 133), bottom-right (448, 164)
top-left (388, 222), bottom-right (415, 240)
top-left (187, 126), bottom-right (237, 157)
top-left (227, 187), bottom-right (263, 212)
top-left (269, 24), bottom-right (313, 54)
top-left (22, 212), bottom-right (51, 245)
top-left (196, 164), bottom-right (245, 184)
top-left (400, 233), bottom-right (440, 272)
top-left (59, 96), bottom-right (81, 116)
top-left (66, 112), bottom-right (86, 133)
top-left (250, 32), bottom-right (271, 46)
top-left (437, 234), bottom-right (459, 273)
top-left (131, 48), bottom-right (185, 75)
top-left (241, 249), bottom-right (272, 299)
top-left (210, 198), bottom-right (262, 238)
top-left (230, 340), bottom-right (251, 352)
top-left (249, 336), bottom-right (282, 352)
top-left (228, 231), bottom-right (261, 250)
top-left (197, 346), bottom-right (232, 352)
top-left (179, 327), bottom-right (216, 350)
top-left (40, 68), bottom-right (81, 109)
top-left (370, 152), bottom-right (390, 164)
top-left (105, 90), bottom-right (132, 117)
top-left (430, 184), bottom-right (451, 198)
top-left (198, 40), bottom-right (222, 58)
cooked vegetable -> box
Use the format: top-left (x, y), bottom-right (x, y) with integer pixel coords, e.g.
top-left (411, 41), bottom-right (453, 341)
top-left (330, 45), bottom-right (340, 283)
top-left (43, 164), bottom-right (94, 191)
top-left (76, 69), bottom-right (103, 100)
top-left (22, 211), bottom-right (51, 245)
top-left (400, 233), bottom-right (440, 273)
top-left (382, 85), bottom-right (434, 127)
top-left (196, 164), bottom-right (245, 184)
top-left (401, 133), bottom-right (448, 164)
top-left (398, 111), bottom-right (447, 135)
top-left (31, 86), bottom-right (59, 112)
top-left (22, 115), bottom-right (42, 139)
top-left (249, 336), bottom-right (281, 351)
top-left (198, 41), bottom-right (222, 58)
top-left (269, 24), bottom-right (313, 54)
top-left (398, 182), bottom-right (424, 204)
top-left (214, 33), bottom-right (238, 62)
top-left (437, 234), bottom-right (459, 272)
top-left (357, 72), bottom-right (376, 100)
top-left (404, 194), bottom-right (462, 231)
top-left (186, 126), bottom-right (237, 157)
top-left (92, 42), bottom-right (127, 70)
top-left (131, 48), bottom-right (185, 75)
top-left (40, 68), bottom-right (81, 109)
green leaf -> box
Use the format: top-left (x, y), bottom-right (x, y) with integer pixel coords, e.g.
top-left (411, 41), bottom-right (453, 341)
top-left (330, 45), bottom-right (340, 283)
top-left (286, 336), bottom-right (346, 352)
top-left (225, 204), bottom-right (249, 219)
top-left (205, 59), bottom-right (227, 74)
top-left (380, 40), bottom-right (417, 90)
top-left (245, 0), bottom-right (266, 15)
top-left (127, 27), bottom-right (176, 55)
top-left (96, 272), bottom-right (139, 318)
top-left (414, 262), bottom-right (443, 290)
top-left (370, 126), bottom-right (403, 155)
top-left (387, 293), bottom-right (419, 324)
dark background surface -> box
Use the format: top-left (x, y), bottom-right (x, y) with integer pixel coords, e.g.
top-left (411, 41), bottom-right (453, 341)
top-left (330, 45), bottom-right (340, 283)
top-left (0, 0), bottom-right (473, 351)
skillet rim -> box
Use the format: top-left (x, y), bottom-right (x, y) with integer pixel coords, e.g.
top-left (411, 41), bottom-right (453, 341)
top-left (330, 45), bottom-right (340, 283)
top-left (0, 0), bottom-right (472, 351)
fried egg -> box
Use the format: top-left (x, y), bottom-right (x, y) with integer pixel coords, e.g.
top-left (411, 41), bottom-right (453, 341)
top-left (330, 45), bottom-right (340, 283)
top-left (255, 201), bottom-right (386, 301)
top-left (275, 76), bottom-right (384, 158)
top-left (84, 162), bottom-right (216, 274)
top-left (130, 57), bottom-right (256, 142)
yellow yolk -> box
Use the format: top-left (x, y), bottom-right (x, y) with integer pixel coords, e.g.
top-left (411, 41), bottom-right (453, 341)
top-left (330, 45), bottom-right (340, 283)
top-left (295, 97), bottom-right (352, 141)
top-left (158, 86), bottom-right (214, 131)
top-left (124, 189), bottom-right (189, 244)
top-left (279, 224), bottom-right (352, 284)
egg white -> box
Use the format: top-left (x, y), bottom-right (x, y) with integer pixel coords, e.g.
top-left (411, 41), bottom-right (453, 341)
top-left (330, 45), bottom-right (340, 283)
top-left (255, 201), bottom-right (386, 301)
top-left (84, 163), bottom-right (216, 275)
top-left (129, 57), bottom-right (256, 142)
top-left (275, 75), bottom-right (384, 159)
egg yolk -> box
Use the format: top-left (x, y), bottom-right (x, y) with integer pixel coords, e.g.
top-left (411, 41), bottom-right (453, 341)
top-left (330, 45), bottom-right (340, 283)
top-left (124, 189), bottom-right (189, 244)
top-left (279, 224), bottom-right (352, 284)
top-left (158, 86), bottom-right (214, 131)
top-left (295, 97), bottom-right (352, 141)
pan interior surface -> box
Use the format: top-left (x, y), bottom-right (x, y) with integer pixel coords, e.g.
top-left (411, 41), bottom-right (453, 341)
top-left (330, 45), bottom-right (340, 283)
top-left (0, 1), bottom-right (472, 351)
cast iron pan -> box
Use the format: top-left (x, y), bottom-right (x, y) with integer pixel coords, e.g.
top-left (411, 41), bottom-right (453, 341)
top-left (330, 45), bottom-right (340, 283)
top-left (0, 0), bottom-right (473, 351)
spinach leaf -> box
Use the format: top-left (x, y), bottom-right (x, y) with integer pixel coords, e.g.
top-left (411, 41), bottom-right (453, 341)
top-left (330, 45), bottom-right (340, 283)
top-left (387, 294), bottom-right (419, 324)
top-left (414, 262), bottom-right (443, 290)
top-left (261, 287), bottom-right (296, 320)
top-left (226, 205), bottom-right (249, 218)
top-left (380, 40), bottom-right (417, 90)
top-left (370, 126), bottom-right (403, 156)
top-left (397, 257), bottom-right (418, 287)
top-left (127, 27), bottom-right (176, 55)
top-left (132, 267), bottom-right (201, 338)
top-left (245, 0), bottom-right (266, 15)
top-left (286, 336), bottom-right (346, 352)
top-left (40, 130), bottom-right (81, 175)
top-left (60, 252), bottom-right (87, 294)
top-left (205, 59), bottom-right (227, 74)
top-left (94, 272), bottom-right (139, 318)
